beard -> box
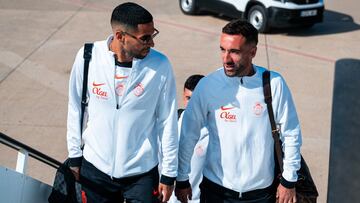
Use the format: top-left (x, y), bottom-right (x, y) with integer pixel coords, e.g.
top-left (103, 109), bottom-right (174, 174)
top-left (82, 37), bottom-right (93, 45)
top-left (223, 62), bottom-right (246, 77)
top-left (127, 47), bottom-right (150, 59)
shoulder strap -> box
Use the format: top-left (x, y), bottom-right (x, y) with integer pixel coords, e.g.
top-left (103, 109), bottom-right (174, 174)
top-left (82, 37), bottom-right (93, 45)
top-left (80, 43), bottom-right (93, 133)
top-left (177, 108), bottom-right (185, 120)
top-left (262, 70), bottom-right (284, 172)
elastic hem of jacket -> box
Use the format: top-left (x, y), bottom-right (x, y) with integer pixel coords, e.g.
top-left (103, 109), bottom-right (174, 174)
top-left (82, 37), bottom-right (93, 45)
top-left (68, 156), bottom-right (83, 167)
top-left (280, 176), bottom-right (296, 189)
top-left (175, 180), bottom-right (190, 189)
top-left (160, 175), bottom-right (176, 185)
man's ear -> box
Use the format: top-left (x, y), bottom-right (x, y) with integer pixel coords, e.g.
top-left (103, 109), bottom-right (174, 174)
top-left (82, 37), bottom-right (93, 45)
top-left (115, 31), bottom-right (123, 41)
top-left (250, 46), bottom-right (257, 58)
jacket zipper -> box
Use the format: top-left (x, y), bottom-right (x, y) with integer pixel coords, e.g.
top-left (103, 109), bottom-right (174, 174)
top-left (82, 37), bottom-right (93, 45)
top-left (110, 61), bottom-right (117, 179)
top-left (114, 64), bottom-right (119, 109)
top-left (110, 61), bottom-right (135, 178)
top-left (117, 62), bottom-right (135, 109)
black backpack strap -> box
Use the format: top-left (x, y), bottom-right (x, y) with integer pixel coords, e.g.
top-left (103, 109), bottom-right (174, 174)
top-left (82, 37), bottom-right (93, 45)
top-left (177, 108), bottom-right (185, 120)
top-left (262, 70), bottom-right (284, 172)
top-left (80, 43), bottom-right (93, 133)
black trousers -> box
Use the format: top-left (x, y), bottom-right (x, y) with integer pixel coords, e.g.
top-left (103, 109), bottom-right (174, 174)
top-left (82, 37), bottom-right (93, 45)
top-left (80, 158), bottom-right (159, 203)
top-left (200, 177), bottom-right (276, 203)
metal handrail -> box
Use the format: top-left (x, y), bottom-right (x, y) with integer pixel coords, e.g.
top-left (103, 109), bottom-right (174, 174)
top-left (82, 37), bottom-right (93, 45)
top-left (0, 132), bottom-right (61, 169)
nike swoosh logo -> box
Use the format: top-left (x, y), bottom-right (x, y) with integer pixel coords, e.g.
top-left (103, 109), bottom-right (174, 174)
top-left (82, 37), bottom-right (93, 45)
top-left (93, 82), bottom-right (105, 87)
top-left (115, 75), bottom-right (128, 79)
top-left (221, 106), bottom-right (235, 111)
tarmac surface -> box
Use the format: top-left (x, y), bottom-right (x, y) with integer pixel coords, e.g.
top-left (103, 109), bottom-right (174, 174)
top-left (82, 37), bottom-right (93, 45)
top-left (1, 0), bottom-right (359, 202)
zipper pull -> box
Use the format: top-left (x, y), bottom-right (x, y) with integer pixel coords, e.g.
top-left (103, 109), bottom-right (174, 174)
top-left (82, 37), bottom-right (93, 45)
top-left (240, 77), bottom-right (243, 84)
top-left (116, 104), bottom-right (119, 109)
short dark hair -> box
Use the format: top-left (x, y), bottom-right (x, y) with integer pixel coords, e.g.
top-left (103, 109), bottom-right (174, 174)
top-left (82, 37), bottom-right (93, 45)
top-left (222, 19), bottom-right (258, 46)
top-left (184, 74), bottom-right (204, 91)
top-left (111, 2), bottom-right (153, 31)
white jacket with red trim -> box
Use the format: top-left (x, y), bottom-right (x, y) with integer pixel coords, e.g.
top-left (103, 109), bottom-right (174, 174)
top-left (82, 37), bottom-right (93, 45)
top-left (67, 36), bottom-right (178, 179)
top-left (178, 65), bottom-right (302, 194)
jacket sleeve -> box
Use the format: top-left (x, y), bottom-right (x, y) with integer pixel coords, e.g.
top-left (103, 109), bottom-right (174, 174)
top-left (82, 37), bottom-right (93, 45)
top-left (273, 74), bottom-right (302, 187)
top-left (66, 47), bottom-right (85, 167)
top-left (177, 81), bottom-right (206, 182)
top-left (156, 59), bottom-right (179, 185)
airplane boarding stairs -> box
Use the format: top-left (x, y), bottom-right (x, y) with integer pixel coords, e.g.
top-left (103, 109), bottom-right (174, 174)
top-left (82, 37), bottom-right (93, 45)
top-left (0, 132), bottom-right (61, 203)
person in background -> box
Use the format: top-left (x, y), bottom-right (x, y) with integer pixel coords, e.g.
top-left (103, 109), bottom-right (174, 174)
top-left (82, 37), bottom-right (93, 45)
top-left (176, 19), bottom-right (302, 203)
top-left (66, 2), bottom-right (178, 202)
top-left (168, 74), bottom-right (208, 203)
top-left (177, 74), bottom-right (205, 117)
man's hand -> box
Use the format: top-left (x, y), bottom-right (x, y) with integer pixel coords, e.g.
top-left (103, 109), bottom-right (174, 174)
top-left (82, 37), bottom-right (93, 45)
top-left (69, 166), bottom-right (80, 181)
top-left (158, 183), bottom-right (174, 202)
top-left (276, 184), bottom-right (296, 203)
top-left (175, 187), bottom-right (192, 203)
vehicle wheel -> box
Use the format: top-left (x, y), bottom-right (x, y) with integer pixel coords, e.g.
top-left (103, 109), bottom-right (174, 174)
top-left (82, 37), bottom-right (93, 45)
top-left (248, 5), bottom-right (269, 33)
top-left (179, 0), bottom-right (198, 14)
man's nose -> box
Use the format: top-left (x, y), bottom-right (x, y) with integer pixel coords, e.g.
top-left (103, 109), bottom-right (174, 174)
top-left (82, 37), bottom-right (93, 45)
top-left (147, 38), bottom-right (155, 47)
top-left (222, 52), bottom-right (231, 63)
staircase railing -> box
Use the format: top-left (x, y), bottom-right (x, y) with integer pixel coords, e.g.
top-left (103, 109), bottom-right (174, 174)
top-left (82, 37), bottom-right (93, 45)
top-left (0, 132), bottom-right (61, 174)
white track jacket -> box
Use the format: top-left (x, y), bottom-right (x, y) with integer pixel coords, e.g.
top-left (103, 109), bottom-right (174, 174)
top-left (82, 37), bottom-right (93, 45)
top-left (169, 112), bottom-right (209, 203)
top-left (178, 66), bottom-right (302, 194)
top-left (67, 37), bottom-right (178, 179)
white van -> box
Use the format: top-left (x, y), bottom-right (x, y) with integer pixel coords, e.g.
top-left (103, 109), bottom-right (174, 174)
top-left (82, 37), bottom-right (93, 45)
top-left (179, 0), bottom-right (324, 32)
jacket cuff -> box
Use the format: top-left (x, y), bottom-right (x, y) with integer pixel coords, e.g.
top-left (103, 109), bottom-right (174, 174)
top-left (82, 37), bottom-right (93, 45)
top-left (68, 157), bottom-right (83, 167)
top-left (280, 176), bottom-right (296, 189)
top-left (176, 180), bottom-right (190, 189)
top-left (160, 175), bottom-right (176, 186)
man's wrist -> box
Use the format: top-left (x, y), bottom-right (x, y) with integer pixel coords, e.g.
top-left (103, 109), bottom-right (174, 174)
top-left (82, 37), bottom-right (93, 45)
top-left (175, 180), bottom-right (190, 189)
top-left (68, 156), bottom-right (83, 167)
top-left (160, 174), bottom-right (176, 186)
top-left (280, 176), bottom-right (296, 189)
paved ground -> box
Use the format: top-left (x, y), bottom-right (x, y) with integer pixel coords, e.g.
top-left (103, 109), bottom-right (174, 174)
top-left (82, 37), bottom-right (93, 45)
top-left (0, 0), bottom-right (359, 202)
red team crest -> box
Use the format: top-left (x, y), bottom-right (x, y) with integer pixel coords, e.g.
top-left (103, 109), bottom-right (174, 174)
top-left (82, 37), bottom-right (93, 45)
top-left (253, 102), bottom-right (264, 116)
top-left (134, 83), bottom-right (144, 96)
top-left (195, 145), bottom-right (205, 156)
top-left (115, 83), bottom-right (125, 96)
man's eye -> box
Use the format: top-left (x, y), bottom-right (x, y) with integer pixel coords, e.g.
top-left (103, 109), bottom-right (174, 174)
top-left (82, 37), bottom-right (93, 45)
top-left (140, 35), bottom-right (151, 41)
top-left (230, 50), bottom-right (241, 54)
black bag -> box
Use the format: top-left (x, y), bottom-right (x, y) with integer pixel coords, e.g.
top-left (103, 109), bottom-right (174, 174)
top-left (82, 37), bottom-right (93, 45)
top-left (262, 70), bottom-right (319, 203)
top-left (48, 43), bottom-right (93, 203)
top-left (48, 159), bottom-right (83, 203)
